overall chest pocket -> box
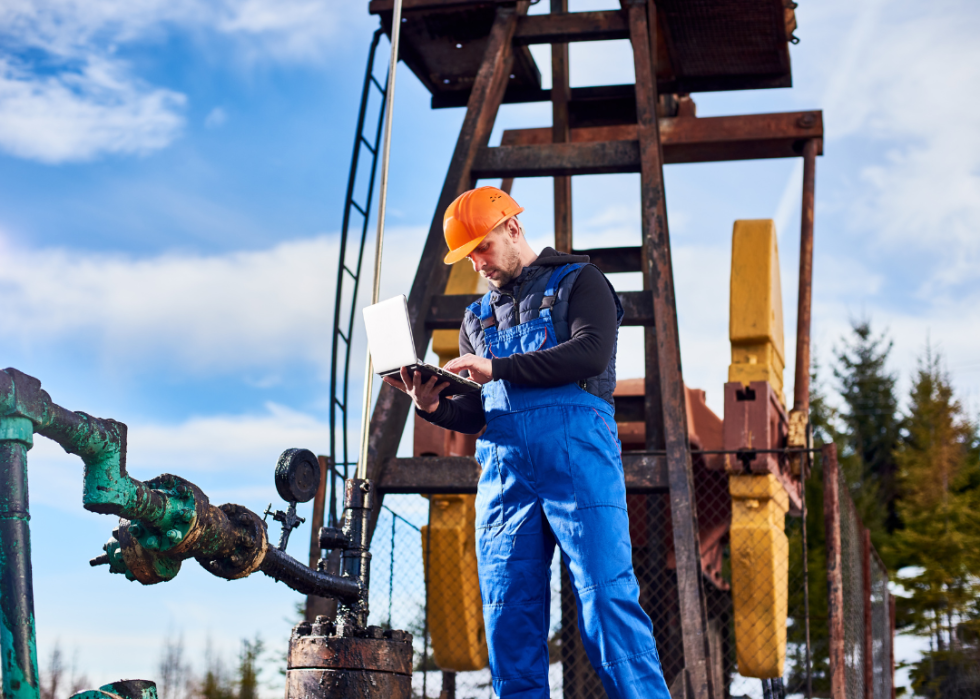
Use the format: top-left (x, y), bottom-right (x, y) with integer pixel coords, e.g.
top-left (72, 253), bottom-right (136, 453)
top-left (494, 317), bottom-right (556, 356)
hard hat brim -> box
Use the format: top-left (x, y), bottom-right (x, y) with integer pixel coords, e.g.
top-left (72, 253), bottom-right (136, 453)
top-left (443, 234), bottom-right (486, 265)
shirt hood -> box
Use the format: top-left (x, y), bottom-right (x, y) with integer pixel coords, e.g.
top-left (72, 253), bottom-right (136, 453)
top-left (495, 247), bottom-right (590, 291)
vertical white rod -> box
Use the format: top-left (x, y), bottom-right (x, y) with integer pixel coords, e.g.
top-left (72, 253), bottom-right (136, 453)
top-left (356, 0), bottom-right (403, 481)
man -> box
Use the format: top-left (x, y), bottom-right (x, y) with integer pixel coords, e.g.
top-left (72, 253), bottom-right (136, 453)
top-left (384, 186), bottom-right (670, 699)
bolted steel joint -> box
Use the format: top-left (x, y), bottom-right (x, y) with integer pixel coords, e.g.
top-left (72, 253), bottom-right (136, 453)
top-left (113, 520), bottom-right (183, 585)
top-left (197, 504), bottom-right (269, 580)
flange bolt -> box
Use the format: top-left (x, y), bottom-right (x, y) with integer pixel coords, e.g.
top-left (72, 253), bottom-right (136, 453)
top-left (167, 529), bottom-right (183, 543)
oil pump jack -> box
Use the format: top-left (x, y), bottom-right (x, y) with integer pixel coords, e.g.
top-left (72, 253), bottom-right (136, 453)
top-left (0, 1), bottom-right (823, 699)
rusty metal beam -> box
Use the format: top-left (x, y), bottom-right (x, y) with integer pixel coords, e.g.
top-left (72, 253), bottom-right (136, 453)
top-left (472, 140), bottom-right (640, 178)
top-left (434, 78), bottom-right (793, 110)
top-left (793, 138), bottom-right (817, 414)
top-left (432, 83), bottom-right (635, 117)
top-left (377, 454), bottom-right (668, 493)
top-left (514, 9), bottom-right (629, 44)
top-left (369, 0), bottom-right (508, 12)
top-left (628, 2), bottom-right (714, 696)
top-left (365, 3), bottom-right (525, 537)
top-left (424, 290), bottom-right (654, 328)
top-left (551, 0), bottom-right (573, 254)
top-left (823, 443), bottom-right (846, 699)
top-left (493, 110), bottom-right (824, 164)
top-left (659, 111), bottom-right (822, 162)
top-left (571, 245), bottom-right (642, 274)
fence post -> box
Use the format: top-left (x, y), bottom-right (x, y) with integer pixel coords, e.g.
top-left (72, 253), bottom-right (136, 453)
top-left (863, 528), bottom-right (873, 699)
top-left (822, 443), bottom-right (845, 699)
top-left (889, 595), bottom-right (896, 699)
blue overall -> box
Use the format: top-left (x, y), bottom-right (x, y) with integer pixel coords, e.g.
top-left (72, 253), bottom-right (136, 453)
top-left (470, 264), bottom-right (671, 699)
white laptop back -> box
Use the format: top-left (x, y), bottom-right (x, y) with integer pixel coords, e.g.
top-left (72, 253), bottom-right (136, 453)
top-left (363, 295), bottom-right (417, 373)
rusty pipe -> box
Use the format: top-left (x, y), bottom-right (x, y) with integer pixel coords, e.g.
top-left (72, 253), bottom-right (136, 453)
top-left (1, 369), bottom-right (365, 604)
top-left (793, 139), bottom-right (817, 414)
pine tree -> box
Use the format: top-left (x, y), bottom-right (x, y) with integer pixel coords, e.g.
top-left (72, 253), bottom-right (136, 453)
top-left (235, 636), bottom-right (265, 699)
top-left (834, 320), bottom-right (900, 538)
top-left (893, 348), bottom-right (980, 697)
top-left (199, 637), bottom-right (234, 699)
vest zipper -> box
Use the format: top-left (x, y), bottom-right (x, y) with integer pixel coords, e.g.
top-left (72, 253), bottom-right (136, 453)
top-left (494, 268), bottom-right (543, 328)
top-left (515, 278), bottom-right (532, 325)
top-left (495, 290), bottom-right (517, 327)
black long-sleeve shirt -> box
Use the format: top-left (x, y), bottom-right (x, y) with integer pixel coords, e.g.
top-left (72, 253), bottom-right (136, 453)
top-left (417, 248), bottom-right (617, 434)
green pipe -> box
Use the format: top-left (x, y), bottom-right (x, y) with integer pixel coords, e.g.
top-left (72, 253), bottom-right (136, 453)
top-left (0, 416), bottom-right (39, 699)
top-left (0, 369), bottom-right (168, 523)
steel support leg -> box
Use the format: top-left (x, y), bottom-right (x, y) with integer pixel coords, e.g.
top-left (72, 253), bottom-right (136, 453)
top-left (625, 1), bottom-right (714, 697)
top-left (0, 417), bottom-right (39, 699)
top-left (551, 0), bottom-right (572, 253)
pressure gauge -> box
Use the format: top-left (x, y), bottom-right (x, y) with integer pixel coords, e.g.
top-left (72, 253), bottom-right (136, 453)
top-left (274, 448), bottom-right (321, 503)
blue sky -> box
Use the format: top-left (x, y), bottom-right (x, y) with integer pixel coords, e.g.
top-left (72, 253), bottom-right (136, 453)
top-left (2, 0), bottom-right (979, 693)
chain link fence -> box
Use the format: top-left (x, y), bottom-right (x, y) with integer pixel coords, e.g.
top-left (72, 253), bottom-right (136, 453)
top-left (838, 474), bottom-right (866, 699)
top-left (355, 445), bottom-right (894, 699)
top-left (869, 551), bottom-right (891, 699)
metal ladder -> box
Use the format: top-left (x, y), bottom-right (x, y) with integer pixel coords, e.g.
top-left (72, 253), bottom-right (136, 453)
top-left (327, 28), bottom-right (389, 527)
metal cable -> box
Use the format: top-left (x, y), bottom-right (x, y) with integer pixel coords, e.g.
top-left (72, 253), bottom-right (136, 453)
top-left (356, 0), bottom-right (403, 481)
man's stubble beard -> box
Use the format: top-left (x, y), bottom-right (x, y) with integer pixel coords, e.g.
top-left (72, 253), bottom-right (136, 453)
top-left (488, 240), bottom-right (523, 287)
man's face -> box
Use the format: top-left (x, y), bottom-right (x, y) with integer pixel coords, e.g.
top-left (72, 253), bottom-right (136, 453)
top-left (467, 223), bottom-right (522, 286)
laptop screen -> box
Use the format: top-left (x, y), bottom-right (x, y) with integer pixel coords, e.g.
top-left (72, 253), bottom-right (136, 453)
top-left (363, 295), bottom-right (418, 374)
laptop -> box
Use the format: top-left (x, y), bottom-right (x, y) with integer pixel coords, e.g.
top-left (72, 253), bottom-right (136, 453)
top-left (363, 295), bottom-right (482, 397)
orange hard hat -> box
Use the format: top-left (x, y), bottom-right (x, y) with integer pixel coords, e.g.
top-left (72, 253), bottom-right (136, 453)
top-left (442, 186), bottom-right (524, 264)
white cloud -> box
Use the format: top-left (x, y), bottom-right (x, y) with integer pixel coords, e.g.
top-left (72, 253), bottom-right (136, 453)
top-left (215, 0), bottom-right (367, 63)
top-left (0, 56), bottom-right (185, 163)
top-left (0, 227), bottom-right (425, 376)
top-left (838, 2), bottom-right (980, 287)
top-left (127, 402), bottom-right (329, 474)
top-left (0, 0), bottom-right (368, 162)
top-left (773, 0), bottom-right (980, 294)
top-left (0, 0), bottom-right (364, 64)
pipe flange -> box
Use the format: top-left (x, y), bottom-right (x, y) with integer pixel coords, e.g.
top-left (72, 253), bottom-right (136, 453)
top-left (116, 520), bottom-right (182, 584)
top-left (136, 474), bottom-right (207, 553)
top-left (197, 504), bottom-right (268, 580)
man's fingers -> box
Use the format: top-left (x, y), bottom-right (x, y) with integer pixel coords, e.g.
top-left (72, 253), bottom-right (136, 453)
top-left (444, 354), bottom-right (474, 374)
top-left (445, 360), bottom-right (467, 375)
top-left (383, 376), bottom-right (410, 395)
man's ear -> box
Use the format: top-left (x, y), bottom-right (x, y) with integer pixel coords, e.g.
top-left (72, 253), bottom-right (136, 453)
top-left (507, 217), bottom-right (522, 240)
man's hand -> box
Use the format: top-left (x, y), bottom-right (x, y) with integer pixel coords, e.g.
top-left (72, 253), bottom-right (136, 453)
top-left (382, 367), bottom-right (449, 413)
top-left (443, 354), bottom-right (493, 385)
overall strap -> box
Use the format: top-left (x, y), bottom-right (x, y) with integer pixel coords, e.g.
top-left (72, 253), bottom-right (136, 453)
top-left (539, 263), bottom-right (582, 320)
top-left (476, 292), bottom-right (499, 346)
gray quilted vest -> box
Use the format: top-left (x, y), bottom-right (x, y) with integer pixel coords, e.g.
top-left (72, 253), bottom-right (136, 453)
top-left (461, 261), bottom-right (623, 406)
